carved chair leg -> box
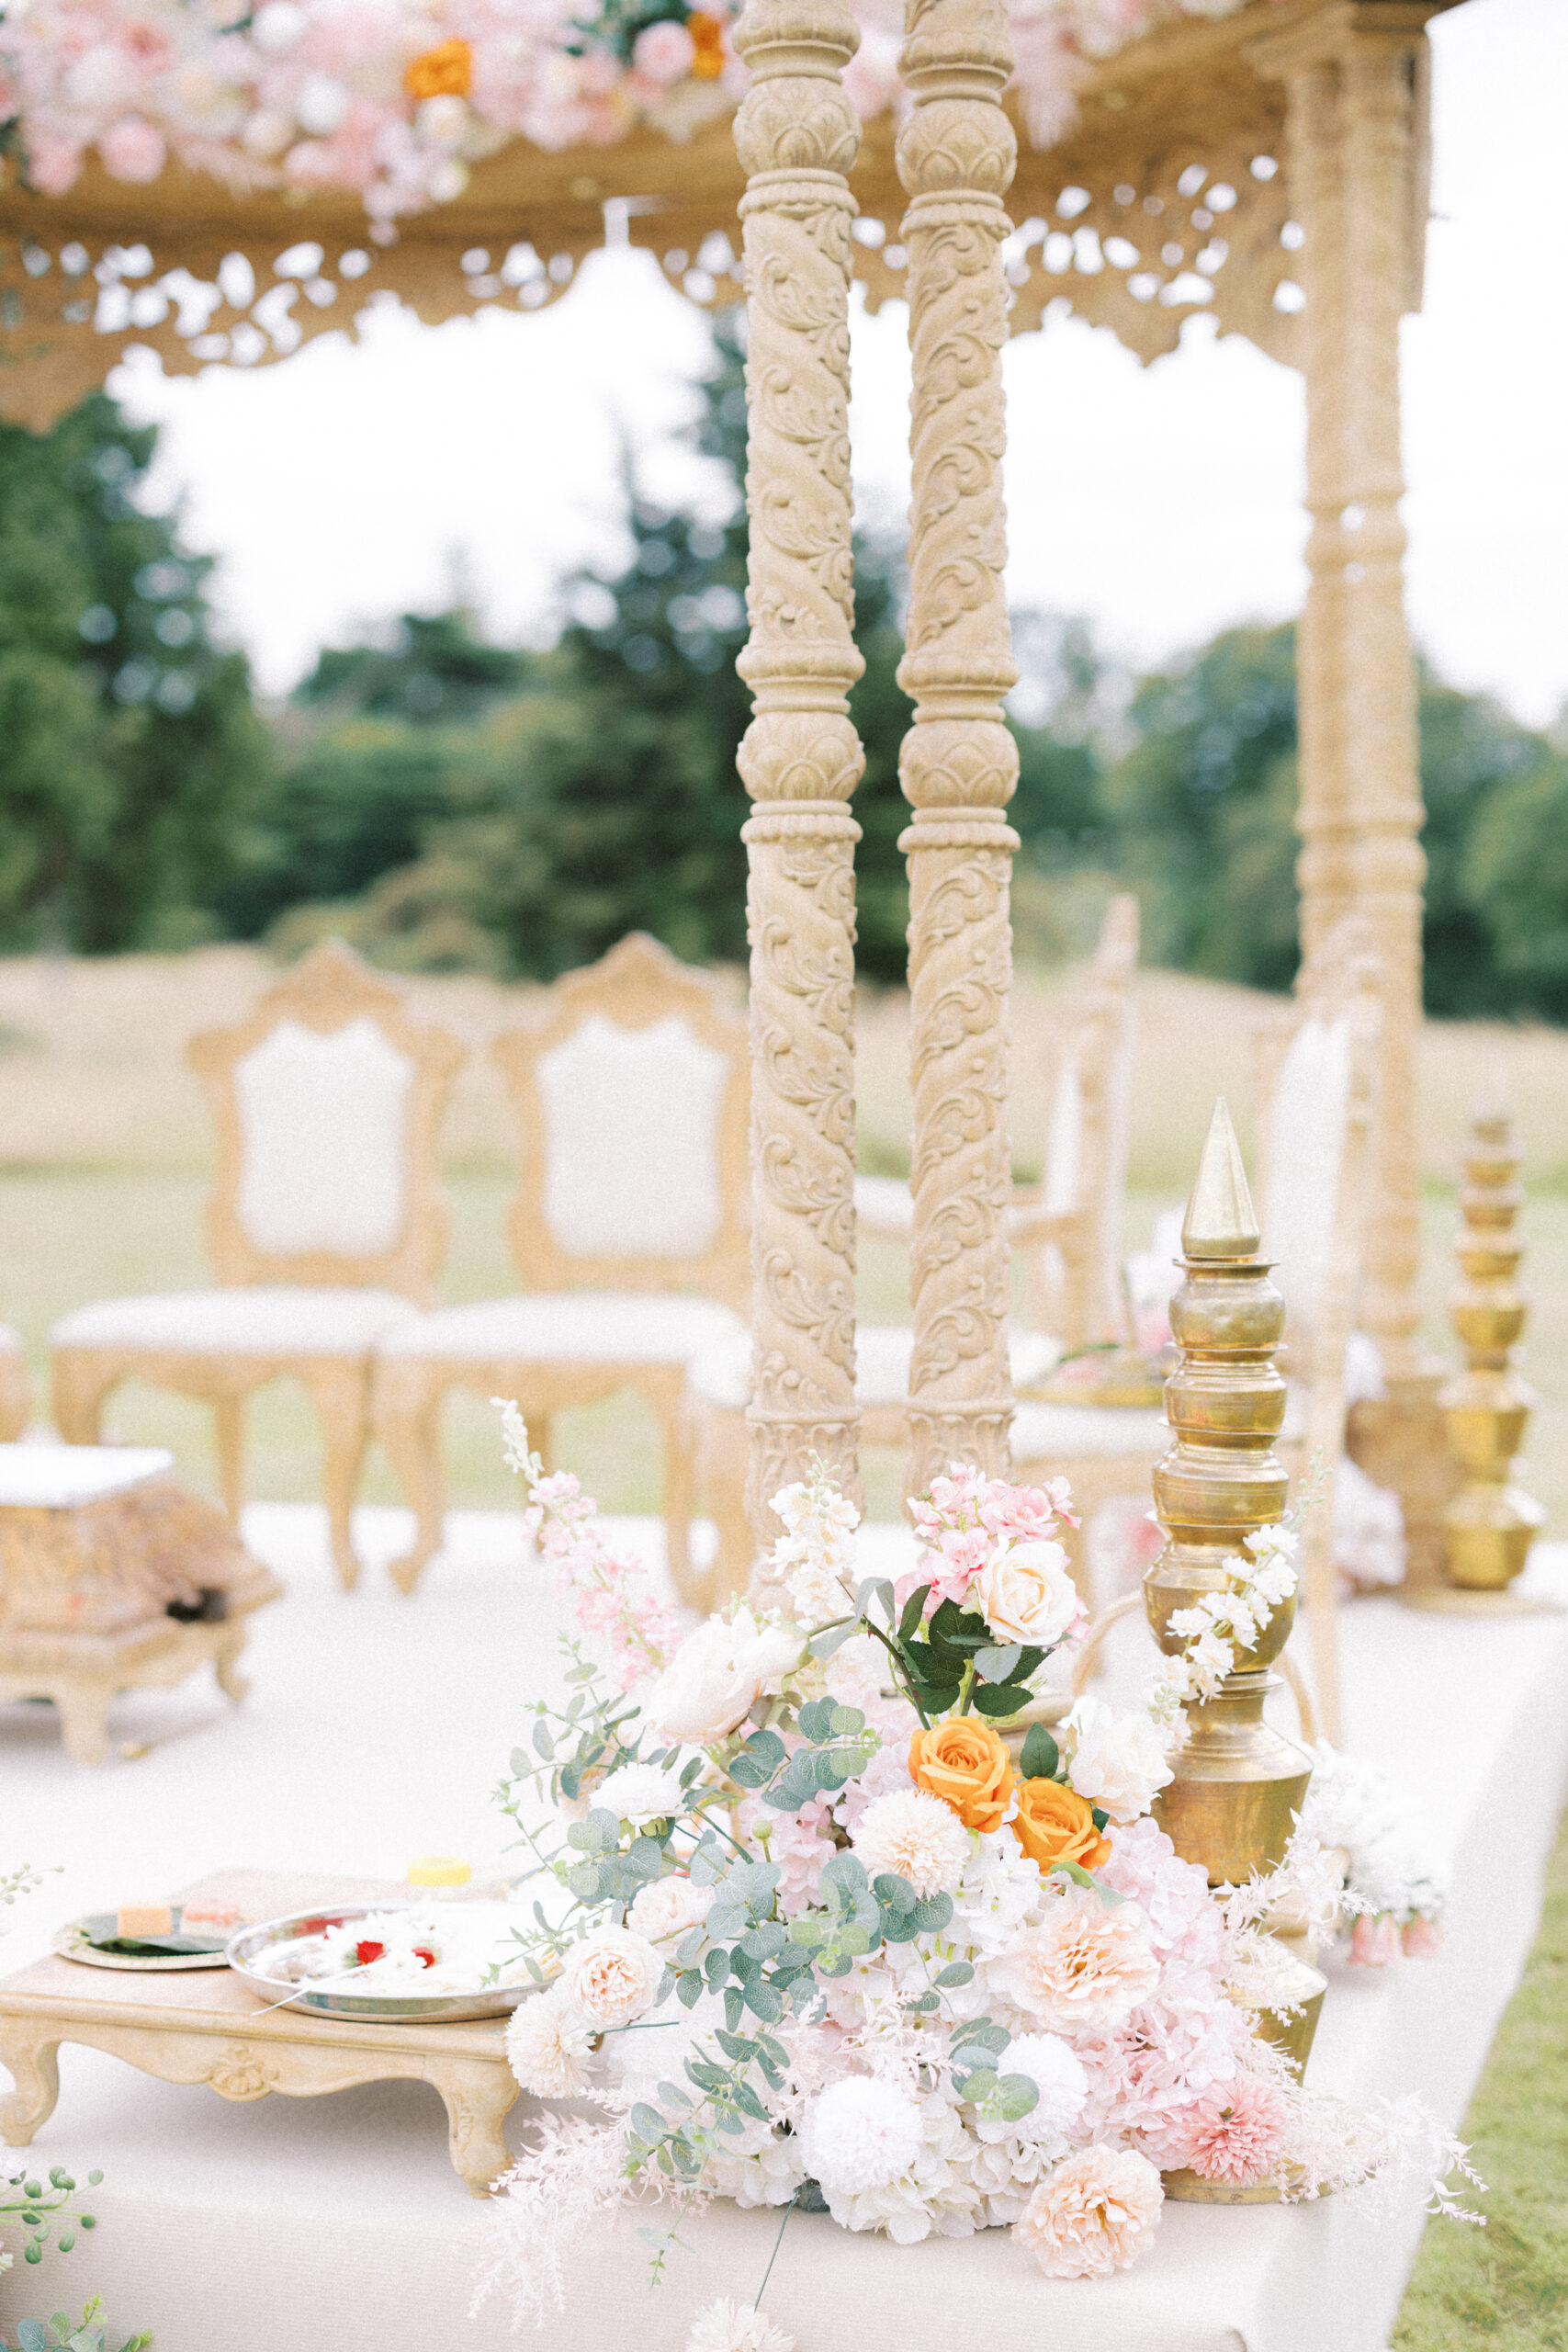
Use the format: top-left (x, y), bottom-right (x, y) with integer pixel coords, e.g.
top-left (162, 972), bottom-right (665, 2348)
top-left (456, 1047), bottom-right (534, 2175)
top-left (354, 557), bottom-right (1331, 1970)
top-left (213, 1393), bottom-right (246, 1527)
top-left (534, 1414), bottom-right (556, 1477)
top-left (0, 1347), bottom-right (30, 1441)
top-left (51, 1352), bottom-right (116, 1445)
top-left (214, 1627), bottom-right (251, 1703)
top-left (375, 1369), bottom-right (447, 1596)
top-left (299, 1359), bottom-right (371, 1593)
top-left (53, 1681), bottom-right (112, 1765)
top-left (0, 2032), bottom-right (61, 2144)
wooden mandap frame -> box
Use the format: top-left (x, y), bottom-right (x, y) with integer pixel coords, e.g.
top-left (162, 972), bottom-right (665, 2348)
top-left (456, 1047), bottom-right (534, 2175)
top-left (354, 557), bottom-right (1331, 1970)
top-left (0, 0), bottom-right (1462, 1570)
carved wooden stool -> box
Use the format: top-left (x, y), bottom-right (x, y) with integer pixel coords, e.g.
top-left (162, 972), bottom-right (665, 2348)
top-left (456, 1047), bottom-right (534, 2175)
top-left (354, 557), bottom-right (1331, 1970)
top-left (0, 1443), bottom-right (283, 1762)
top-left (0, 1871), bottom-right (519, 2197)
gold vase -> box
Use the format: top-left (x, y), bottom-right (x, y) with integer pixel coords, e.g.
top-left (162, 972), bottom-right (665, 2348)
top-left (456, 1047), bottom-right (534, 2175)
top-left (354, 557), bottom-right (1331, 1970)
top-left (1145, 1102), bottom-right (1325, 2204)
top-left (1434, 1111), bottom-right (1547, 1601)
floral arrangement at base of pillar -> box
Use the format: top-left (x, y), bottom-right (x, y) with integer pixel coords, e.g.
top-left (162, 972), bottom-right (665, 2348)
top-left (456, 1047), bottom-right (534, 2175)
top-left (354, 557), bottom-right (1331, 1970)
top-left (476, 1407), bottom-right (1480, 2336)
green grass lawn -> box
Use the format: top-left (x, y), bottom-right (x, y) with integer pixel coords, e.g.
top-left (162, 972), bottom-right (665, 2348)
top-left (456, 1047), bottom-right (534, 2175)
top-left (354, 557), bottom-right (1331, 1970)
top-left (1393, 1799), bottom-right (1568, 2351)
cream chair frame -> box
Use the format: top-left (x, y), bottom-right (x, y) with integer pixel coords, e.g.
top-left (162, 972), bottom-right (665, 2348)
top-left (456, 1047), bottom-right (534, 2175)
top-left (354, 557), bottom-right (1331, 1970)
top-left (1021, 917), bottom-right (1383, 1743)
top-left (51, 943), bottom-right (463, 1590)
top-left (374, 933), bottom-right (750, 1599)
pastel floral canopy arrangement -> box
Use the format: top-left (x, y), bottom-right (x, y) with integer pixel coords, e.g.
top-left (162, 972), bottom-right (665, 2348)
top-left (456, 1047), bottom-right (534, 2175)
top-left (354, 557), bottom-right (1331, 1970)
top-left (0, 0), bottom-right (1265, 232)
top-left (479, 1406), bottom-right (1474, 2340)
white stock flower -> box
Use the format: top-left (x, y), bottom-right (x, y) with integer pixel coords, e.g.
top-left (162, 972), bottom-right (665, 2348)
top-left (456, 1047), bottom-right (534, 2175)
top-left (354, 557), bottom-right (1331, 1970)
top-left (627, 1875), bottom-right (715, 1943)
top-left (1066, 1696), bottom-right (1175, 1824)
top-left (644, 1607), bottom-right (806, 1744)
top-left (686, 2298), bottom-right (795, 2352)
top-left (799, 2076), bottom-right (925, 2198)
top-left (593, 1761), bottom-right (687, 1826)
top-left (973, 1539), bottom-right (1081, 1648)
top-left (784, 1555), bottom-right (852, 1631)
top-left (560, 1926), bottom-right (664, 2030)
top-left (505, 1983), bottom-right (594, 2096)
top-left (852, 1788), bottom-right (971, 1898)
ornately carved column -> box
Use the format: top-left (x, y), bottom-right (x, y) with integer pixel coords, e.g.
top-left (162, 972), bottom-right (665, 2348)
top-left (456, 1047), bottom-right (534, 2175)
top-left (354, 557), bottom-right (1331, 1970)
top-left (895, 0), bottom-right (1021, 1498)
top-left (732, 0), bottom-right (865, 1546)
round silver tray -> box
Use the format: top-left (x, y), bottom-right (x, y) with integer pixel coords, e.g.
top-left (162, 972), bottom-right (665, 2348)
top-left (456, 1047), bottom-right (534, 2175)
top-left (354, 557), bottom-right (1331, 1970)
top-left (226, 1904), bottom-right (541, 2023)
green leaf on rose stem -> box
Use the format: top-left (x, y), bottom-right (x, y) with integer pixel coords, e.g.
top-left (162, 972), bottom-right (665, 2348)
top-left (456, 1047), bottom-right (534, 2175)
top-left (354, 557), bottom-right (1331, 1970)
top-left (1019, 1724), bottom-right (1059, 1781)
top-left (974, 1645), bottom-right (1023, 1683)
top-left (1016, 1647), bottom-right (1045, 1682)
top-left (898, 1583), bottom-right (933, 1644)
top-left (935, 1962), bottom-right (975, 1987)
top-left (1091, 1805), bottom-right (1110, 1831)
top-left (807, 1620), bottom-right (861, 1663)
top-left (971, 1681), bottom-right (1031, 1719)
top-left (1047, 1859), bottom-right (1099, 1890)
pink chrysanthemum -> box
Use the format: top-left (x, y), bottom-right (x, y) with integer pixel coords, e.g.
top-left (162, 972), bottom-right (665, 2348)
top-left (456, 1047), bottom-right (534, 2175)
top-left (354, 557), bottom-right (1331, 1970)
top-left (1176, 2076), bottom-right (1287, 2188)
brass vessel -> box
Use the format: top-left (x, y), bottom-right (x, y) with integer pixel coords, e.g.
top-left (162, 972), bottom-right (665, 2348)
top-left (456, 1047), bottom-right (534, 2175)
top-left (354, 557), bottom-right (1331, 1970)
top-left (1438, 1111), bottom-right (1546, 1597)
top-left (1145, 1099), bottom-right (1313, 1887)
top-left (1145, 1102), bottom-right (1325, 2203)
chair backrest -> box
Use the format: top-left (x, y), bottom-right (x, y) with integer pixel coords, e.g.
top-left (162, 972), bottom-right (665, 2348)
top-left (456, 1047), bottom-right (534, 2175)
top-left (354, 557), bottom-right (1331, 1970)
top-left (1024, 893), bottom-right (1140, 1348)
top-left (1254, 916), bottom-right (1382, 1389)
top-left (492, 933), bottom-right (750, 1310)
top-left (186, 941), bottom-right (463, 1302)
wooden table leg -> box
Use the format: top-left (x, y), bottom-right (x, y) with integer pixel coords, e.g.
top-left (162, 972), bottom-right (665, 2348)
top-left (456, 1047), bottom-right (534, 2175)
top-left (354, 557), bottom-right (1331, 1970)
top-left (0, 2030), bottom-right (61, 2143)
top-left (432, 2055), bottom-right (519, 2197)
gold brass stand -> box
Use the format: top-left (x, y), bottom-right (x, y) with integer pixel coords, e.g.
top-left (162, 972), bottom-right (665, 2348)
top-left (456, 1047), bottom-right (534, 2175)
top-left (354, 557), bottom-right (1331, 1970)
top-left (1419, 1113), bottom-right (1549, 1611)
top-left (1145, 1101), bottom-right (1325, 2203)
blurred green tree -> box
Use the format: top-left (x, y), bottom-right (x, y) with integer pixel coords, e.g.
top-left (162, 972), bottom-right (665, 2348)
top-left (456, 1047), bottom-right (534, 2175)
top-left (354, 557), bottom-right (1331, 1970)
top-left (0, 392), bottom-right (272, 951)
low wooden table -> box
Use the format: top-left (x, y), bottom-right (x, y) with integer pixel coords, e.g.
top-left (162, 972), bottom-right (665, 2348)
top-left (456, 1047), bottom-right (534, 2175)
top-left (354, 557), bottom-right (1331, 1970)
top-left (0, 1871), bottom-right (520, 2196)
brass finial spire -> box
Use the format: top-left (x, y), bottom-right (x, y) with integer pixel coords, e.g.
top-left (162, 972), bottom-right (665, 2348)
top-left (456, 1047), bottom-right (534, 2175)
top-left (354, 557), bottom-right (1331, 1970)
top-left (1181, 1097), bottom-right (1262, 1260)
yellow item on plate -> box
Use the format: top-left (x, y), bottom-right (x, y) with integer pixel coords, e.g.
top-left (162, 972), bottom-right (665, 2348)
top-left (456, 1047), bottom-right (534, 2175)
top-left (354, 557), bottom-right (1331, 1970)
top-left (407, 1855), bottom-right (470, 1888)
top-left (117, 1903), bottom-right (174, 1938)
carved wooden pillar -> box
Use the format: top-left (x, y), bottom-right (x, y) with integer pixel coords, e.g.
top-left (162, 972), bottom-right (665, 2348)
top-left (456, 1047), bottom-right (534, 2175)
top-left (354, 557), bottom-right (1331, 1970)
top-left (732, 0), bottom-right (865, 1544)
top-left (1258, 3), bottom-right (1454, 1581)
top-left (895, 0), bottom-right (1021, 1498)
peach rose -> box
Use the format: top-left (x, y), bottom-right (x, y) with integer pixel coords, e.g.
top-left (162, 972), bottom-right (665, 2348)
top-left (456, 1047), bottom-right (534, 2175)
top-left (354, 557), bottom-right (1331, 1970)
top-left (560, 1926), bottom-right (663, 2029)
top-left (1014, 2145), bottom-right (1163, 2278)
top-left (909, 1717), bottom-right (1015, 1834)
top-left (1011, 1777), bottom-right (1111, 1874)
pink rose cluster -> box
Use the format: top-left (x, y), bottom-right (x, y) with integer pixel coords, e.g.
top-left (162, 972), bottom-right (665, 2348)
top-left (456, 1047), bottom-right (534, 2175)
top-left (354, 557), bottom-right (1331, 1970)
top-left (906, 1464), bottom-right (1086, 1653)
top-left (0, 0), bottom-right (1254, 226)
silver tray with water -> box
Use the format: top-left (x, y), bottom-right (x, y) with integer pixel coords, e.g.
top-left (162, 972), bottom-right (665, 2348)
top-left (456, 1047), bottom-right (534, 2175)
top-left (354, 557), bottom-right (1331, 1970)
top-left (226, 1903), bottom-right (541, 2023)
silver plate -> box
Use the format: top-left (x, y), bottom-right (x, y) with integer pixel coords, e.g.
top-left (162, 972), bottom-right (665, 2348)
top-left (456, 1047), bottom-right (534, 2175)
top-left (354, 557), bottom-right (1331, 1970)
top-left (226, 1905), bottom-right (541, 2023)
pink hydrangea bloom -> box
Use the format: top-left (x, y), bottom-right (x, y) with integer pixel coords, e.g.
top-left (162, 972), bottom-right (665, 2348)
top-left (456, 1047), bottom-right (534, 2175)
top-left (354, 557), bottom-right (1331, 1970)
top-left (1099, 1817), bottom-right (1228, 1973)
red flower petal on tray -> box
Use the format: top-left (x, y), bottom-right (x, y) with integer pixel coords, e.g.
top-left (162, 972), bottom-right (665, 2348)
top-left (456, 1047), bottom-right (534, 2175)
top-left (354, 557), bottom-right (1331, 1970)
top-left (355, 1939), bottom-right (385, 1966)
top-left (413, 1946), bottom-right (437, 1968)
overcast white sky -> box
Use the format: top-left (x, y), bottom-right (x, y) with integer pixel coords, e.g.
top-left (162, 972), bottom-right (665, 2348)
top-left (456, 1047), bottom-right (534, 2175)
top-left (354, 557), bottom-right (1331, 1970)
top-left (117, 0), bottom-right (1567, 722)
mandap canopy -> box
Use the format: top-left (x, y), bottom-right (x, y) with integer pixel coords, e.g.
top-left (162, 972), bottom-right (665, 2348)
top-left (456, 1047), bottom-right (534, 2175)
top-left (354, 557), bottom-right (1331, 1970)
top-left (0, 0), bottom-right (1462, 1559)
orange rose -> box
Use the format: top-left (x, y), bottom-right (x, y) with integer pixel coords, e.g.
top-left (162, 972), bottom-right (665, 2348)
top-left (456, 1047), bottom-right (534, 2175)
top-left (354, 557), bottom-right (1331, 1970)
top-left (687, 10), bottom-right (726, 78)
top-left (404, 37), bottom-right (472, 101)
top-left (1010, 1776), bottom-right (1111, 1874)
top-left (909, 1718), bottom-right (1015, 1834)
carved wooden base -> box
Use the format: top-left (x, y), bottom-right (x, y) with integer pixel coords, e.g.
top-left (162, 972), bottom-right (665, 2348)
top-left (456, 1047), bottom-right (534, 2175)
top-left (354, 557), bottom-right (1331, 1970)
top-left (0, 1614), bottom-right (267, 1763)
top-left (0, 1871), bottom-right (519, 2197)
top-left (1348, 1370), bottom-right (1465, 1602)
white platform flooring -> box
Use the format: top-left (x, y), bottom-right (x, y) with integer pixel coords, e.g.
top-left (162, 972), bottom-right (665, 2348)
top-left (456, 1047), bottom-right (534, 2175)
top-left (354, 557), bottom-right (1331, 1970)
top-left (3, 1504), bottom-right (1566, 2352)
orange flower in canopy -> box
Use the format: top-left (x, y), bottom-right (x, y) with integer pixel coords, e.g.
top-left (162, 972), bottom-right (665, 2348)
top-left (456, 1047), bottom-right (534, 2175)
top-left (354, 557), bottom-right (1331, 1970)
top-left (404, 37), bottom-right (472, 101)
top-left (1011, 1776), bottom-right (1111, 1875)
top-left (687, 11), bottom-right (726, 79)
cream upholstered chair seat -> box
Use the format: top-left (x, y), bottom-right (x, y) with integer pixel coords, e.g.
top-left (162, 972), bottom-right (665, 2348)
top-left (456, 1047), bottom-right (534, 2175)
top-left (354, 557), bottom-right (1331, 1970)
top-left (373, 934), bottom-right (750, 1605)
top-left (50, 944), bottom-right (463, 1593)
top-left (52, 1288), bottom-right (419, 1357)
top-left (378, 1294), bottom-right (742, 1369)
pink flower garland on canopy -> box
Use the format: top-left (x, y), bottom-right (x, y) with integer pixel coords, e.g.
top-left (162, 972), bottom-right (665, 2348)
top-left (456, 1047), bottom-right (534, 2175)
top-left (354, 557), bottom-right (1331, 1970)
top-left (0, 0), bottom-right (1261, 231)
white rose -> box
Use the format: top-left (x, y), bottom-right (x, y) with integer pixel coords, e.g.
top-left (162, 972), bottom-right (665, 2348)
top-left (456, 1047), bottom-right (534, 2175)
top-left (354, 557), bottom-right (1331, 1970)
top-left (1066, 1696), bottom-right (1175, 1825)
top-left (974, 1539), bottom-right (1081, 1648)
top-left (627, 1875), bottom-right (715, 1943)
top-left (560, 1926), bottom-right (664, 2030)
top-left (644, 1608), bottom-right (806, 1744)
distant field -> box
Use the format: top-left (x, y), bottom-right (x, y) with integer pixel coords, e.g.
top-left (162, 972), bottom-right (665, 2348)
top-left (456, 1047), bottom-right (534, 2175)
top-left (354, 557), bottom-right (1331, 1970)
top-left (0, 945), bottom-right (1562, 1530)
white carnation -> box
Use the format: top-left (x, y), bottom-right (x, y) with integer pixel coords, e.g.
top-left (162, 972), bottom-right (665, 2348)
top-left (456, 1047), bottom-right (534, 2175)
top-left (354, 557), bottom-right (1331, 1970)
top-left (505, 1983), bottom-right (593, 2097)
top-left (799, 2076), bottom-right (925, 2198)
top-left (1000, 2032), bottom-right (1089, 2143)
top-left (594, 1761), bottom-right (687, 1826)
top-left (852, 1789), bottom-right (970, 1898)
top-left (685, 2297), bottom-right (795, 2352)
top-left (1066, 1696), bottom-right (1175, 1825)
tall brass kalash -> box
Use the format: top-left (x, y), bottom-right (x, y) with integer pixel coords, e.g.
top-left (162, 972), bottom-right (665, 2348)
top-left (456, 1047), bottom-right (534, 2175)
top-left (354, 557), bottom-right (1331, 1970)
top-left (1145, 1100), bottom-right (1326, 2202)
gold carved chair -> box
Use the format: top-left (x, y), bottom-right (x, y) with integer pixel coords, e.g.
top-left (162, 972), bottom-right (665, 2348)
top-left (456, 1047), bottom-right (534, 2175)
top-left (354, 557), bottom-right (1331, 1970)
top-left (1028, 918), bottom-right (1383, 1744)
top-left (686, 897), bottom-right (1142, 1599)
top-left (49, 944), bottom-right (463, 1590)
top-left (373, 933), bottom-right (750, 1600)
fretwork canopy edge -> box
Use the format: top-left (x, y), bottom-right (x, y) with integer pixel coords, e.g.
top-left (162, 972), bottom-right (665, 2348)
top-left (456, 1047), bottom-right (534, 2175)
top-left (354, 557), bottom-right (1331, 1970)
top-left (0, 0), bottom-right (1452, 430)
